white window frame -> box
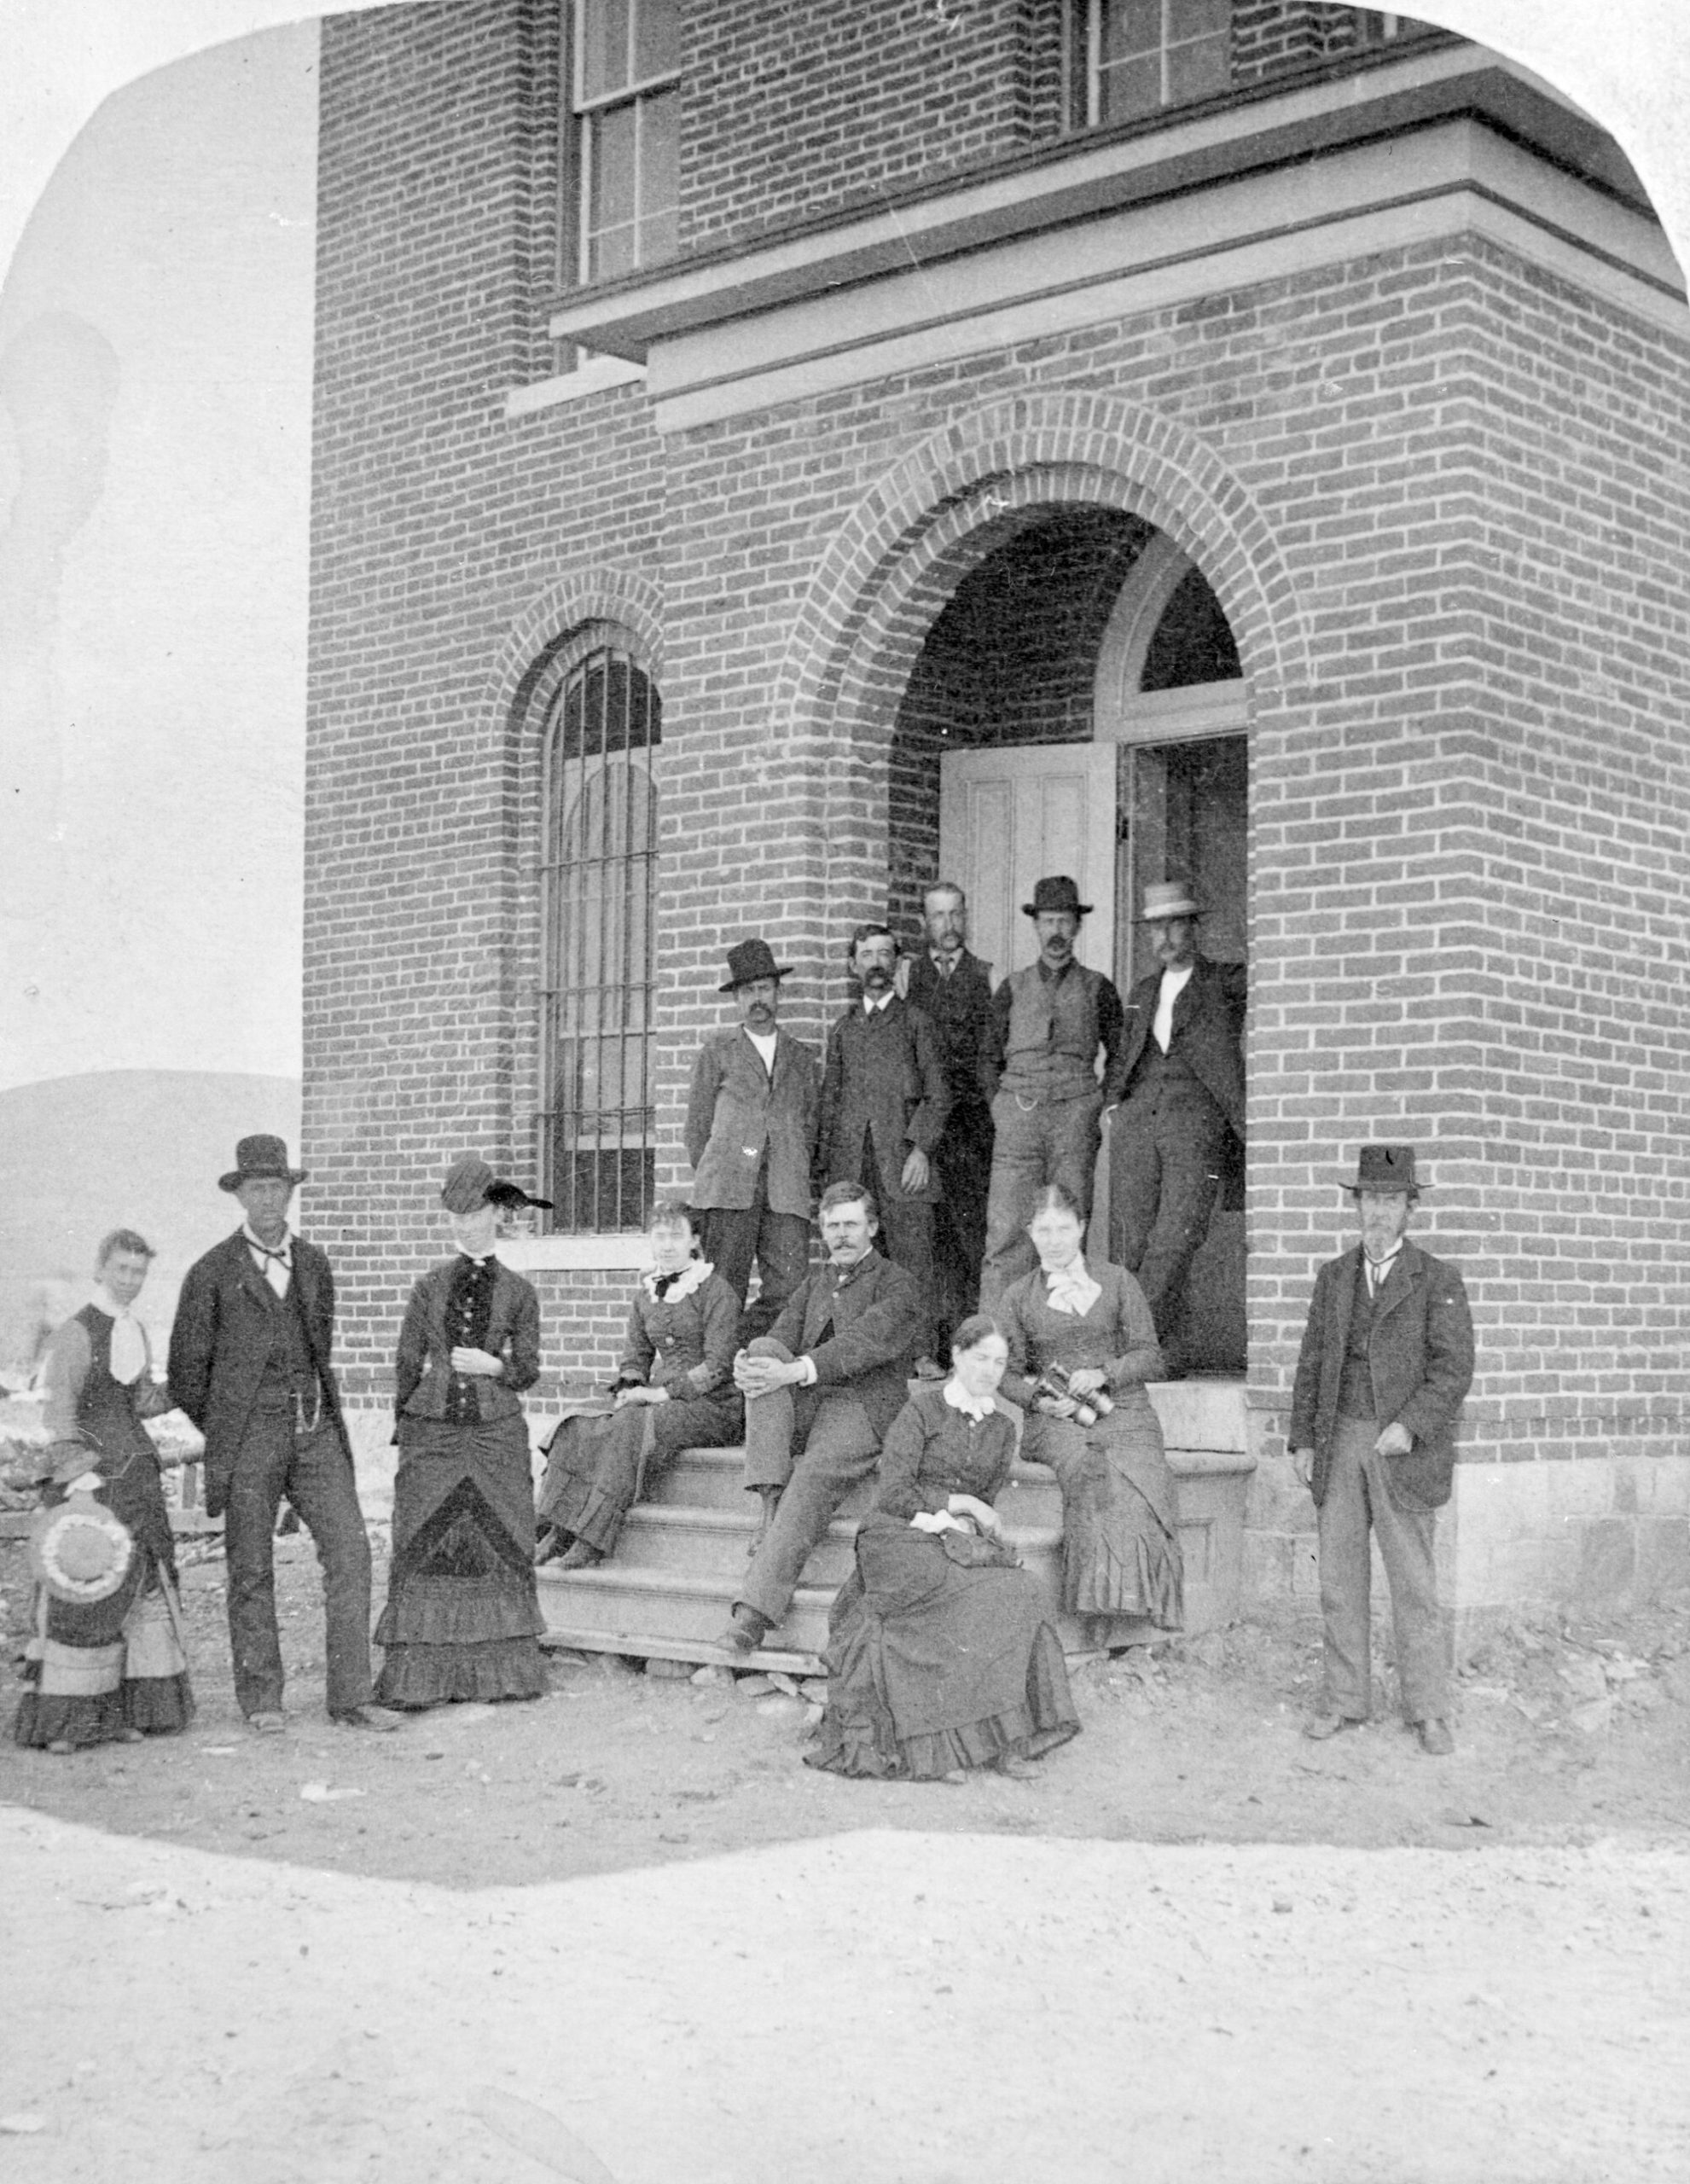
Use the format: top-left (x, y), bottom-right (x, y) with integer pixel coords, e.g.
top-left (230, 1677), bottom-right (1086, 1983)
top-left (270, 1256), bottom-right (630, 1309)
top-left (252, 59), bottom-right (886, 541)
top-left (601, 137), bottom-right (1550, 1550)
top-left (1077, 0), bottom-right (1233, 131)
top-left (571, 0), bottom-right (682, 287)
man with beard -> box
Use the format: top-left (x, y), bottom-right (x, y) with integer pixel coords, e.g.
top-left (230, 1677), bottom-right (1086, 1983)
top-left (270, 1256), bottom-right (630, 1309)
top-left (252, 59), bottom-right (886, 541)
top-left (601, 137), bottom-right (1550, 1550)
top-left (816, 923), bottom-right (950, 1292)
top-left (1289, 1145), bottom-right (1472, 1757)
top-left (686, 938), bottom-right (821, 1341)
top-left (1109, 880), bottom-right (1246, 1360)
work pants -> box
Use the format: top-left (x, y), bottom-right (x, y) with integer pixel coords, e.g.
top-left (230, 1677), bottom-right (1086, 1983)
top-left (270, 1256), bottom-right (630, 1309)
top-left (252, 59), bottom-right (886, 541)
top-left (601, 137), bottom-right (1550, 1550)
top-left (737, 1341), bottom-right (881, 1629)
top-left (931, 1099), bottom-right (993, 1348)
top-left (700, 1161), bottom-right (811, 1343)
top-left (1316, 1415), bottom-right (1449, 1724)
top-left (1110, 1094), bottom-right (1230, 1341)
top-left (980, 1088), bottom-right (1103, 1308)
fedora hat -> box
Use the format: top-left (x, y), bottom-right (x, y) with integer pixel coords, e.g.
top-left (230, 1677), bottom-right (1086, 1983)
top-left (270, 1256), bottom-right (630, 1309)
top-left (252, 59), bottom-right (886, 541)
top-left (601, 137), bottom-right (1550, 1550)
top-left (718, 937), bottom-right (793, 992)
top-left (440, 1154), bottom-right (553, 1216)
top-left (1022, 875), bottom-right (1092, 919)
top-left (218, 1134), bottom-right (306, 1193)
top-left (29, 1490), bottom-right (135, 1606)
top-left (1344, 1144), bottom-right (1424, 1196)
top-left (1139, 880), bottom-right (1201, 921)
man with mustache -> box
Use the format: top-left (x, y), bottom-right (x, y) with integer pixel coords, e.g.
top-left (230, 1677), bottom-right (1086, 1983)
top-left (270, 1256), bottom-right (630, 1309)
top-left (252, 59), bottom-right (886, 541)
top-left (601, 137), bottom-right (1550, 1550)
top-left (686, 938), bottom-right (821, 1343)
top-left (1109, 880), bottom-right (1246, 1363)
top-left (815, 922), bottom-right (950, 1292)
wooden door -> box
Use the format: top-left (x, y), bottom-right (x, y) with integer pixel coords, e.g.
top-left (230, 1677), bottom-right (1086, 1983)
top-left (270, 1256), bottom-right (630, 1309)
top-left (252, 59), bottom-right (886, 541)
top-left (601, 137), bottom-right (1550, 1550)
top-left (938, 743), bottom-right (1117, 984)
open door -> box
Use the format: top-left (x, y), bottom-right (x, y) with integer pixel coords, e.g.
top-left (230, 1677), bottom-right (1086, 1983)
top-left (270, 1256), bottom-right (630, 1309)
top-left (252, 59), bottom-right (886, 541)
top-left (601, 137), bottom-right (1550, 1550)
top-left (938, 742), bottom-right (1117, 982)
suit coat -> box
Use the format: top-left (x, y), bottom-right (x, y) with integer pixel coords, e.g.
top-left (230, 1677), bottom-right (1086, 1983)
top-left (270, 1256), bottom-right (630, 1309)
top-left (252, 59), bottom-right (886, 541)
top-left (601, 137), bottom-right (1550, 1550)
top-left (1287, 1239), bottom-right (1475, 1511)
top-left (902, 950), bottom-right (996, 1112)
top-left (167, 1228), bottom-right (348, 1518)
top-left (1119, 953), bottom-right (1247, 1136)
top-left (686, 1025), bottom-right (820, 1216)
top-left (764, 1248), bottom-right (926, 1438)
top-left (816, 996), bottom-right (951, 1205)
top-left (394, 1257), bottom-right (542, 1424)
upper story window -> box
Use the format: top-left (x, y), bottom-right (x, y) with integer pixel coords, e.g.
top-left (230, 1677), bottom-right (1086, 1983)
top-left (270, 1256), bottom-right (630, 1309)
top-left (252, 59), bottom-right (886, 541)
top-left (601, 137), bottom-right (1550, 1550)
top-left (1075, 0), bottom-right (1231, 129)
top-left (539, 643), bottom-right (661, 1232)
top-left (572, 0), bottom-right (682, 284)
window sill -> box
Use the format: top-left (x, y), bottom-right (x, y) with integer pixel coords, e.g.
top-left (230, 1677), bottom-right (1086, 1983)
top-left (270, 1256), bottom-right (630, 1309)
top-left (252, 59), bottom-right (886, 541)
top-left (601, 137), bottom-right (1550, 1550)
top-left (503, 356), bottom-right (648, 417)
top-left (497, 1234), bottom-right (651, 1273)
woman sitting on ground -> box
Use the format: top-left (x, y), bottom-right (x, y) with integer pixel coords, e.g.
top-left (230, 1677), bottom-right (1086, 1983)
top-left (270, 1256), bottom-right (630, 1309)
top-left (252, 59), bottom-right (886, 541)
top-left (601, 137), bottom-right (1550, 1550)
top-left (535, 1200), bottom-right (742, 1570)
top-left (15, 1228), bottom-right (194, 1753)
top-left (997, 1182), bottom-right (1182, 1645)
top-left (806, 1315), bottom-right (1079, 1782)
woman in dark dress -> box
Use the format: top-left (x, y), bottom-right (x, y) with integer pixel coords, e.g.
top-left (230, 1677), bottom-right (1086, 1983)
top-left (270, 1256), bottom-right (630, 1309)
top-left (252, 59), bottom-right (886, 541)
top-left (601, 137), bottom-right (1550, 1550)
top-left (534, 1201), bottom-right (742, 1568)
top-left (998, 1182), bottom-right (1183, 1643)
top-left (373, 1157), bottom-right (549, 1709)
top-left (15, 1228), bottom-right (193, 1752)
top-left (807, 1316), bottom-right (1079, 1783)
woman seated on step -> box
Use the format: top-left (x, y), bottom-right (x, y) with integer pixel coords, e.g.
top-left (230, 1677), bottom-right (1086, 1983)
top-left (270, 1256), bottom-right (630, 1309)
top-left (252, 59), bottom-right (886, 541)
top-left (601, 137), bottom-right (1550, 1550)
top-left (805, 1315), bottom-right (1079, 1783)
top-left (535, 1201), bottom-right (743, 1570)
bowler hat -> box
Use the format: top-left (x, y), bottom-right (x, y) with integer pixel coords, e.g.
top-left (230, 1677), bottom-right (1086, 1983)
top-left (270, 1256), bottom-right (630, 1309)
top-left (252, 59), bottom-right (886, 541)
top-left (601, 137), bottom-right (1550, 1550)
top-left (440, 1154), bottom-right (552, 1216)
top-left (1139, 880), bottom-right (1201, 921)
top-left (718, 938), bottom-right (793, 992)
top-left (1344, 1145), bottom-right (1424, 1196)
top-left (218, 1135), bottom-right (306, 1193)
top-left (29, 1491), bottom-right (135, 1606)
top-left (1022, 875), bottom-right (1092, 919)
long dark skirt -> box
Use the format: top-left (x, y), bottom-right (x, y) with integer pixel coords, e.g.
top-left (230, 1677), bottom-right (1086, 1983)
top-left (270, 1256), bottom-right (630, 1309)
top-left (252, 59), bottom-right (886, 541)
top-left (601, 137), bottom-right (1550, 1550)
top-left (1024, 1393), bottom-right (1184, 1631)
top-left (375, 1414), bottom-right (547, 1708)
top-left (537, 1391), bottom-right (741, 1555)
top-left (806, 1514), bottom-right (1079, 1781)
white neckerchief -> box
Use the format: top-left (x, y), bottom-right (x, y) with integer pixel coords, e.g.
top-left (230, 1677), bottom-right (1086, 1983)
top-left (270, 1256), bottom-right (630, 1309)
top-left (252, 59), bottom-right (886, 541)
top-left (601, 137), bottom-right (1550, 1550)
top-left (456, 1249), bottom-right (497, 1268)
top-left (1042, 1258), bottom-right (1102, 1317)
top-left (1153, 962), bottom-right (1195, 1052)
top-left (1364, 1243), bottom-right (1403, 1298)
top-left (745, 1028), bottom-right (778, 1073)
top-left (943, 1377), bottom-right (996, 1424)
top-left (642, 1258), bottom-right (715, 1304)
top-left (93, 1296), bottom-right (148, 1385)
top-left (930, 950), bottom-right (961, 978)
top-left (862, 990), bottom-right (895, 1015)
top-left (243, 1222), bottom-right (293, 1298)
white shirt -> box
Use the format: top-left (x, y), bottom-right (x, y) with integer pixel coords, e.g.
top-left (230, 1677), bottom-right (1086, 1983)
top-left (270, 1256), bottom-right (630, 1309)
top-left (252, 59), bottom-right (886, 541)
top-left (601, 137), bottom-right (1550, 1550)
top-left (746, 1029), bottom-right (778, 1074)
top-left (943, 1378), bottom-right (996, 1424)
top-left (1153, 963), bottom-right (1194, 1053)
top-left (96, 1298), bottom-right (148, 1385)
top-left (1364, 1245), bottom-right (1403, 1298)
top-left (242, 1221), bottom-right (293, 1298)
top-left (862, 991), bottom-right (895, 1014)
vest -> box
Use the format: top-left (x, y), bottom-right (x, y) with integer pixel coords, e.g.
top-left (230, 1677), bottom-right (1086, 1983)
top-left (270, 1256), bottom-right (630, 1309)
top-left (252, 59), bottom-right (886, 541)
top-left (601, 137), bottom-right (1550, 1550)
top-left (998, 962), bottom-right (1106, 1101)
top-left (1336, 1260), bottom-right (1379, 1420)
top-left (1121, 1038), bottom-right (1221, 1118)
top-left (253, 1277), bottom-right (322, 1410)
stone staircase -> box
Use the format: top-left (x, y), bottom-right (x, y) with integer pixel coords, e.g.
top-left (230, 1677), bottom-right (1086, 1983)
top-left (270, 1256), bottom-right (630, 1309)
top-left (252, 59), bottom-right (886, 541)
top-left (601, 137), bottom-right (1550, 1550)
top-left (535, 1381), bottom-right (1252, 1674)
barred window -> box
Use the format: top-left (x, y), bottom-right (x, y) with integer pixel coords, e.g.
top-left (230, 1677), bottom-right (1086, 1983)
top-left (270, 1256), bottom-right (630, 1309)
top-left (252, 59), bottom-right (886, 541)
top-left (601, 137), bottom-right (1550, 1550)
top-left (572, 0), bottom-right (682, 284)
top-left (539, 646), bottom-right (660, 1232)
top-left (1074, 0), bottom-right (1230, 128)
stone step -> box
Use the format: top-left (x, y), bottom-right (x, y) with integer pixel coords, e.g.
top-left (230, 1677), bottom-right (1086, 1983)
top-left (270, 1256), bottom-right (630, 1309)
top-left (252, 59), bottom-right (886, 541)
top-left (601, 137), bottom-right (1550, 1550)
top-left (607, 1501), bottom-right (1065, 1585)
top-left (644, 1443), bottom-right (1067, 1526)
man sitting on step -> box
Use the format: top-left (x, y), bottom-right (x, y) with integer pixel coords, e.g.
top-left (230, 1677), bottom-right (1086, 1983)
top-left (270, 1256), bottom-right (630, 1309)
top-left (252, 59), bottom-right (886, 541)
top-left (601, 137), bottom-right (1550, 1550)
top-left (716, 1182), bottom-right (926, 1657)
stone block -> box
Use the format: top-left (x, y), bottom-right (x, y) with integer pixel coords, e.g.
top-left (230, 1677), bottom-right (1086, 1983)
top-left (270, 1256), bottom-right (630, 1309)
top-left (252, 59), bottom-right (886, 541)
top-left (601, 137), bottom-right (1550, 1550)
top-left (1637, 1458), bottom-right (1690, 1517)
top-left (1635, 1517), bottom-right (1690, 1600)
top-left (344, 1406), bottom-right (398, 1521)
top-left (1243, 1530), bottom-right (1293, 1600)
top-left (1541, 1461), bottom-right (1617, 1520)
top-left (1576, 1518), bottom-right (1636, 1608)
top-left (1290, 1535), bottom-right (1322, 1598)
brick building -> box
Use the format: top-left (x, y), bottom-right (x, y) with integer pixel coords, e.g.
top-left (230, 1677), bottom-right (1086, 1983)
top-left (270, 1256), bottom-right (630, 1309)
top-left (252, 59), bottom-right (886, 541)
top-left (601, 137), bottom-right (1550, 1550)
top-left (305, 0), bottom-right (1690, 1625)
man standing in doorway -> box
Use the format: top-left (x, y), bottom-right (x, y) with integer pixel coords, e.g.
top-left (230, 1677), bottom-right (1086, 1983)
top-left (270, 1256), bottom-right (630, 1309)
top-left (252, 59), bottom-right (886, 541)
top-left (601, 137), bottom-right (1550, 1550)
top-left (685, 938), bottom-right (820, 1342)
top-left (902, 880), bottom-right (996, 1350)
top-left (979, 875), bottom-right (1127, 1307)
top-left (1110, 880), bottom-right (1246, 1362)
top-left (168, 1136), bottom-right (397, 1734)
top-left (1289, 1145), bottom-right (1473, 1757)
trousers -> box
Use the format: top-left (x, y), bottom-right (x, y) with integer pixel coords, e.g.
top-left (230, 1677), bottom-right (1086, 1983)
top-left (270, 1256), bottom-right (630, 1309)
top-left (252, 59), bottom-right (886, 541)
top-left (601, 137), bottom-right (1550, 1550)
top-left (700, 1162), bottom-right (811, 1343)
top-left (980, 1089), bottom-right (1103, 1308)
top-left (1316, 1415), bottom-right (1448, 1723)
top-left (1110, 1094), bottom-right (1230, 1340)
top-left (223, 1403), bottom-right (374, 1718)
top-left (737, 1342), bottom-right (881, 1628)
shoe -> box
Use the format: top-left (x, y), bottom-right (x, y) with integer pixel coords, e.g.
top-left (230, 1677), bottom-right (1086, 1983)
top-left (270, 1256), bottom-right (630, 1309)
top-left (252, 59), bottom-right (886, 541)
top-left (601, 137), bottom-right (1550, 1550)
top-left (1416, 1718), bottom-right (1455, 1757)
top-left (1302, 1712), bottom-right (1364, 1741)
top-left (330, 1705), bottom-right (405, 1733)
top-left (715, 1605), bottom-right (772, 1657)
top-left (45, 1739), bottom-right (76, 1756)
top-left (246, 1710), bottom-right (287, 1735)
top-left (993, 1754), bottom-right (1039, 1780)
top-left (557, 1540), bottom-right (605, 1571)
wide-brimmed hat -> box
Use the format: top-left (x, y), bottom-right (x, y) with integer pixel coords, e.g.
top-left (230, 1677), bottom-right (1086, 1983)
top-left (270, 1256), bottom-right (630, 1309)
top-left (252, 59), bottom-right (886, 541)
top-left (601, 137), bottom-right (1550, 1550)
top-left (1022, 875), bottom-right (1091, 919)
top-left (1139, 880), bottom-right (1201, 921)
top-left (440, 1155), bottom-right (553, 1216)
top-left (29, 1491), bottom-right (135, 1606)
top-left (1344, 1145), bottom-right (1424, 1196)
top-left (218, 1135), bottom-right (306, 1193)
top-left (718, 938), bottom-right (793, 992)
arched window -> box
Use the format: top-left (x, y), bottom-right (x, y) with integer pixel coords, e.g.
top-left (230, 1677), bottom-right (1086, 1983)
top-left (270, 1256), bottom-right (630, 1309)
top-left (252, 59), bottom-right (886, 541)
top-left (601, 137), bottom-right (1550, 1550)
top-left (539, 643), bottom-right (660, 1231)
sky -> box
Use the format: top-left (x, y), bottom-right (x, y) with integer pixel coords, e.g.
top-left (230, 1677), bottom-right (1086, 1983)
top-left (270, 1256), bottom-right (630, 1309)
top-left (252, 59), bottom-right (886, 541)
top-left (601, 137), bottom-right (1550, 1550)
top-left (0, 0), bottom-right (1686, 1097)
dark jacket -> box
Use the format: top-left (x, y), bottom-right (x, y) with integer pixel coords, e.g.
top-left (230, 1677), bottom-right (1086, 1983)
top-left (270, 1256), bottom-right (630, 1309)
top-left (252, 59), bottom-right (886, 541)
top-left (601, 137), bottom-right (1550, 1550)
top-left (614, 1268), bottom-right (741, 1403)
top-left (686, 1025), bottom-right (820, 1215)
top-left (1119, 953), bottom-right (1247, 1136)
top-left (817, 996), bottom-right (950, 1205)
top-left (167, 1228), bottom-right (347, 1517)
top-left (394, 1257), bottom-right (541, 1424)
top-left (1288, 1239), bottom-right (1475, 1511)
top-left (764, 1249), bottom-right (926, 1438)
top-left (903, 950), bottom-right (996, 1112)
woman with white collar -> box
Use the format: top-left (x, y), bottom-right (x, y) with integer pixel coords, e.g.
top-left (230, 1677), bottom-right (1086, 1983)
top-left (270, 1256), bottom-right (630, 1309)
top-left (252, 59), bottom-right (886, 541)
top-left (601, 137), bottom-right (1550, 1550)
top-left (998, 1182), bottom-right (1183, 1643)
top-left (535, 1201), bottom-right (743, 1570)
top-left (15, 1228), bottom-right (194, 1753)
top-left (806, 1316), bottom-right (1078, 1782)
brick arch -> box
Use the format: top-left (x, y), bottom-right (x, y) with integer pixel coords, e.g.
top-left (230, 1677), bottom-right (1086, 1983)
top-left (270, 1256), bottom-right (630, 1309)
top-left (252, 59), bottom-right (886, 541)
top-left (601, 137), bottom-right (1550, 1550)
top-left (490, 565), bottom-right (666, 739)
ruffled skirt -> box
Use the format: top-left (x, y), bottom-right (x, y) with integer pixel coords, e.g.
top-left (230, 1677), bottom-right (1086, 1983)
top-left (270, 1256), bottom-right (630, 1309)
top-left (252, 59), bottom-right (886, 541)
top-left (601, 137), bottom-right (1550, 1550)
top-left (14, 1566), bottom-right (194, 1751)
top-left (537, 1392), bottom-right (741, 1555)
top-left (1023, 1394), bottom-right (1184, 1632)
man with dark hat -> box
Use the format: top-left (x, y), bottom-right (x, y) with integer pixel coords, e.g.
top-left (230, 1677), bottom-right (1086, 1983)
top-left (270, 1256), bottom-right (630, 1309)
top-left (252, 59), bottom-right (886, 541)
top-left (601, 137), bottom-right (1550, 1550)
top-left (686, 938), bottom-right (821, 1342)
top-left (1109, 879), bottom-right (1246, 1359)
top-left (1289, 1145), bottom-right (1473, 1757)
top-left (979, 875), bottom-right (1127, 1307)
top-left (168, 1136), bottom-right (398, 1733)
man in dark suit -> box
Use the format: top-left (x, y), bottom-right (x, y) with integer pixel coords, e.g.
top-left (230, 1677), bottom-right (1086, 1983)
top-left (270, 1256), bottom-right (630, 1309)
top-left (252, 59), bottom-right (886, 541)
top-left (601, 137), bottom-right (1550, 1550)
top-left (715, 1182), bottom-right (925, 1654)
top-left (1289, 1145), bottom-right (1473, 1756)
top-left (816, 923), bottom-right (950, 1292)
top-left (1109, 880), bottom-right (1246, 1355)
top-left (686, 937), bottom-right (821, 1341)
top-left (168, 1136), bottom-right (396, 1734)
top-left (902, 880), bottom-right (996, 1350)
